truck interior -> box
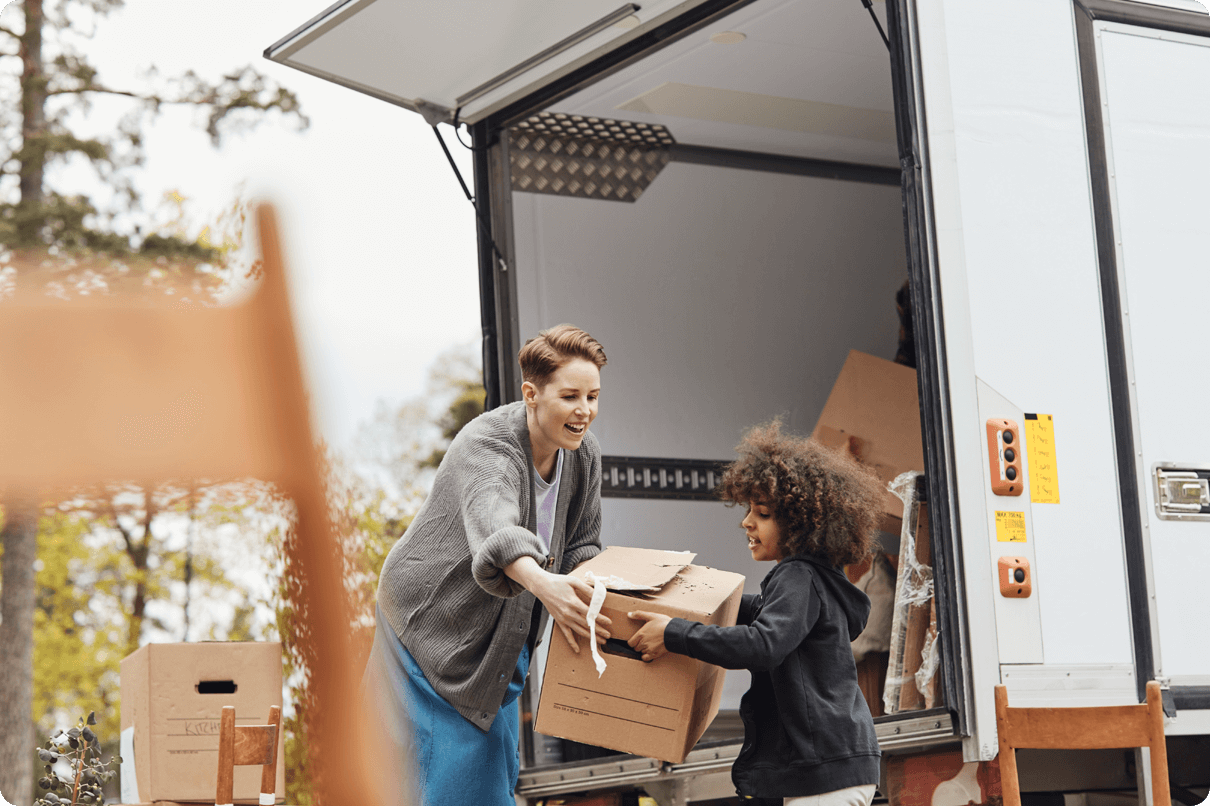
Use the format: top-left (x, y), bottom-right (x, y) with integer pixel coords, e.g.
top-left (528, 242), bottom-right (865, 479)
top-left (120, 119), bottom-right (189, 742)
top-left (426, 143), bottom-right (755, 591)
top-left (489, 0), bottom-right (956, 768)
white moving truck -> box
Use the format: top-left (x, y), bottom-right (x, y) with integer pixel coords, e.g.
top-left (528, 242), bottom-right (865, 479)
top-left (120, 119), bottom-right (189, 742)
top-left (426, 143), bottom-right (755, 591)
top-left (266, 0), bottom-right (1210, 802)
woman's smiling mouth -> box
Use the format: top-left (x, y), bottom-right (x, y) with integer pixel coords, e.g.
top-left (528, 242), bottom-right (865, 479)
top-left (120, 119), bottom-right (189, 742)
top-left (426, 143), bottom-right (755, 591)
top-left (565, 423), bottom-right (586, 435)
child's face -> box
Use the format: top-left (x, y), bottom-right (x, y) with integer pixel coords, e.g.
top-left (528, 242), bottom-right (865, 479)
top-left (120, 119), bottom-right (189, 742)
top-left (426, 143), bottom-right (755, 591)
top-left (741, 500), bottom-right (787, 562)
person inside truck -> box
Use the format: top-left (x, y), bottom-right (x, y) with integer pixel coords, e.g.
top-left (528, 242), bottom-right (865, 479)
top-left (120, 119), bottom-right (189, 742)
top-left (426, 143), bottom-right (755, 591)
top-left (361, 323), bottom-right (613, 806)
top-left (628, 420), bottom-right (883, 806)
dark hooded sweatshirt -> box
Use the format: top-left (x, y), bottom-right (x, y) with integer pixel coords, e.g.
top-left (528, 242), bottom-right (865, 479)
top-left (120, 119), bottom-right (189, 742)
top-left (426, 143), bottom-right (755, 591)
top-left (663, 554), bottom-right (880, 799)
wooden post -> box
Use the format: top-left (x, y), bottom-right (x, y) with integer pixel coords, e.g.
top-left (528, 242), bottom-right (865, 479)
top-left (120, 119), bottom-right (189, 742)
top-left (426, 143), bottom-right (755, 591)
top-left (994, 686), bottom-right (1021, 806)
top-left (1146, 682), bottom-right (1172, 806)
top-left (261, 705), bottom-right (281, 800)
top-left (216, 706), bottom-right (236, 806)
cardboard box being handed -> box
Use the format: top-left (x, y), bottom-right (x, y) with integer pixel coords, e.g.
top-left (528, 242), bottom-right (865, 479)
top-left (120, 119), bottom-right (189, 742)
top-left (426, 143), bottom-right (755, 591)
top-left (535, 547), bottom-right (745, 763)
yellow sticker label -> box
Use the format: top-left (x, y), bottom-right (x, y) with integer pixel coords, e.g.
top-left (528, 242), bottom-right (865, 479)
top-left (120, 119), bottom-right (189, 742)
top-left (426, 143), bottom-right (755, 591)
top-left (996, 510), bottom-right (1027, 542)
top-left (1024, 413), bottom-right (1060, 504)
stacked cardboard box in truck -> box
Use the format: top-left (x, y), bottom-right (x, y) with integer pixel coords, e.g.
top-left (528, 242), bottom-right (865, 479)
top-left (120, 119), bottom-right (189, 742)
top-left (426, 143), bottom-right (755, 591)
top-left (812, 349), bottom-right (925, 534)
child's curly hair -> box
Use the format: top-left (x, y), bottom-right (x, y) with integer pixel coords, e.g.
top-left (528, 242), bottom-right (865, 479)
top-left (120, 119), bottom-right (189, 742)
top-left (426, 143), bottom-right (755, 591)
top-left (717, 419), bottom-right (884, 566)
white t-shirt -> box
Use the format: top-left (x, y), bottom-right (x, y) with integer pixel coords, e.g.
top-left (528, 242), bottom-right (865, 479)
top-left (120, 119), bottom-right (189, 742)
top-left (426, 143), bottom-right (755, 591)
top-left (533, 449), bottom-right (564, 553)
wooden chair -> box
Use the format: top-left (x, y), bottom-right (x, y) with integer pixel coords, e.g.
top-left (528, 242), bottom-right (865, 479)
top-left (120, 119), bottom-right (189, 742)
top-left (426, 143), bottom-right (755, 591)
top-left (216, 705), bottom-right (282, 806)
top-left (995, 681), bottom-right (1171, 806)
top-left (0, 205), bottom-right (386, 806)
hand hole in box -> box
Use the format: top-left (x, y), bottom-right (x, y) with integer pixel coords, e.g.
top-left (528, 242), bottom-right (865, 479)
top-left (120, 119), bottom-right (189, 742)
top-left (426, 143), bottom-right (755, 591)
top-left (197, 680), bottom-right (238, 694)
top-left (601, 638), bottom-right (644, 661)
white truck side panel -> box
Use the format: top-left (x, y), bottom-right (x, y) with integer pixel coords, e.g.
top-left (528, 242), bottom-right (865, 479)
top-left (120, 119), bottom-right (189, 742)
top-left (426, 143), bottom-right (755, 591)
top-left (1097, 23), bottom-right (1210, 683)
top-left (915, 0), bottom-right (1144, 758)
top-left (936, 0), bottom-right (1133, 670)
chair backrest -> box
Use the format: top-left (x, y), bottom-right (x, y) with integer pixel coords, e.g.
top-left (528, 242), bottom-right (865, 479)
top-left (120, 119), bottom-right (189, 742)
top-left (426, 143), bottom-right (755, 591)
top-left (994, 681), bottom-right (1170, 806)
top-left (0, 205), bottom-right (387, 806)
top-left (216, 705), bottom-right (282, 806)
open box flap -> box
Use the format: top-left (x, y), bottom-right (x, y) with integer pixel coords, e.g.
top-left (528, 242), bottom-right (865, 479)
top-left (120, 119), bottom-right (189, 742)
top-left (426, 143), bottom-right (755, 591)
top-left (577, 546), bottom-right (695, 590)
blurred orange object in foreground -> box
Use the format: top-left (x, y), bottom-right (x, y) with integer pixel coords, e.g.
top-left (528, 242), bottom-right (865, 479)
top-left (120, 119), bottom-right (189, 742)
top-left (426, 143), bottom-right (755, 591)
top-left (0, 204), bottom-right (396, 806)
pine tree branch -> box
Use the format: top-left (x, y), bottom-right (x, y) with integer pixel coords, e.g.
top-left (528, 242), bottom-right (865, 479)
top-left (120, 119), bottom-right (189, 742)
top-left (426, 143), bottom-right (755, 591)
top-left (46, 84), bottom-right (140, 99)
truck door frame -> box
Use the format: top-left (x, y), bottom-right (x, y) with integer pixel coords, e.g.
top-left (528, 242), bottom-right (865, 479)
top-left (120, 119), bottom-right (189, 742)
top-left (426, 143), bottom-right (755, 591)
top-left (469, 0), bottom-right (973, 745)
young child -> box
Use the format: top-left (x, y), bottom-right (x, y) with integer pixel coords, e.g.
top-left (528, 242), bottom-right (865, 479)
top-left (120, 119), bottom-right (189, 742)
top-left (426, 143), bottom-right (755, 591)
top-left (628, 420), bottom-right (884, 806)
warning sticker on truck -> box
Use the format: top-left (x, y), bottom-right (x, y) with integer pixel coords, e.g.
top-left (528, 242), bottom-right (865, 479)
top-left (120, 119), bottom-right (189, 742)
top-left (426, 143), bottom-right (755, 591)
top-left (995, 511), bottom-right (1027, 542)
top-left (1024, 413), bottom-right (1060, 504)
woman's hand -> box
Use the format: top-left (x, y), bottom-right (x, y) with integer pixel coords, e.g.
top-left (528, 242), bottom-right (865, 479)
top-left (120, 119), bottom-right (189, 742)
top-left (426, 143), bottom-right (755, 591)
top-left (627, 611), bottom-right (672, 662)
top-left (504, 557), bottom-right (611, 654)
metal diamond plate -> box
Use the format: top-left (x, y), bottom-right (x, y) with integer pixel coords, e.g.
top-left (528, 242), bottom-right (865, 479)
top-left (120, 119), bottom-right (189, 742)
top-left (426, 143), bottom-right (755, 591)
top-left (508, 112), bottom-right (675, 202)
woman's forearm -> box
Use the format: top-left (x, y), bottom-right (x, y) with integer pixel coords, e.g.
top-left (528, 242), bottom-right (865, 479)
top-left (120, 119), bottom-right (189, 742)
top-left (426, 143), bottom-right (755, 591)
top-left (503, 555), bottom-right (546, 593)
top-left (503, 555), bottom-right (611, 651)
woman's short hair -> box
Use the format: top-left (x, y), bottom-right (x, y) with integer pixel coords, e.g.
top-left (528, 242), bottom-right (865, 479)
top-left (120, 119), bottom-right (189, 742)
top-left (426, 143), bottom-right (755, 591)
top-left (717, 419), bottom-right (883, 566)
top-left (518, 324), bottom-right (607, 388)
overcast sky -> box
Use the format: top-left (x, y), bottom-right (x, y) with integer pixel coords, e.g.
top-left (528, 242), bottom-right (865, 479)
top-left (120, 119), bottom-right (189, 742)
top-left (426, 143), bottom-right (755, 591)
top-left (2, 0), bottom-right (483, 450)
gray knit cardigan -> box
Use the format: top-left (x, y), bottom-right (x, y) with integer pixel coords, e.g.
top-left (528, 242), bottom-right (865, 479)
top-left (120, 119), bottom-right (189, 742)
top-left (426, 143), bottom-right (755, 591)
top-left (376, 400), bottom-right (603, 731)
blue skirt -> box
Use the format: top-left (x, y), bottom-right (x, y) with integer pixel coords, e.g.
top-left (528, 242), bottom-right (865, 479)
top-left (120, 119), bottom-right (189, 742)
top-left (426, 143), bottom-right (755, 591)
top-left (362, 606), bottom-right (530, 806)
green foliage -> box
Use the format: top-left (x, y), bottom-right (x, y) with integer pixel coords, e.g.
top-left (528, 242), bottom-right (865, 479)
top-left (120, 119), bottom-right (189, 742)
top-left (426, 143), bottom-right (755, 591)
top-left (62, 483), bottom-right (246, 656)
top-left (25, 487), bottom-right (268, 797)
top-left (423, 378), bottom-right (486, 469)
top-left (32, 513), bottom-right (124, 767)
top-left (355, 342), bottom-right (487, 504)
top-left (33, 712), bottom-right (119, 806)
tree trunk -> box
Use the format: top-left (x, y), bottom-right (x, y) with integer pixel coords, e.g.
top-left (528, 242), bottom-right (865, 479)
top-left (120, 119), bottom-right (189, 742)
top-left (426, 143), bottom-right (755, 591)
top-left (18, 0), bottom-right (47, 247)
top-left (4, 8), bottom-right (46, 786)
top-left (124, 486), bottom-right (155, 657)
top-left (0, 495), bottom-right (39, 802)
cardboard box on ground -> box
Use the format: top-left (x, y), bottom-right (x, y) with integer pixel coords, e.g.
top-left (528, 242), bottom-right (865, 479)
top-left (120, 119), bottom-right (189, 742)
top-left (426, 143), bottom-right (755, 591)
top-left (535, 547), bottom-right (745, 764)
top-left (119, 642), bottom-right (284, 804)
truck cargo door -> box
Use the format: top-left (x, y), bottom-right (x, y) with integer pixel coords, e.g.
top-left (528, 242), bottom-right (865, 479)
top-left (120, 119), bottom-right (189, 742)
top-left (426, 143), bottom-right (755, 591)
top-left (1078, 1), bottom-right (1210, 710)
top-left (265, 0), bottom-right (728, 125)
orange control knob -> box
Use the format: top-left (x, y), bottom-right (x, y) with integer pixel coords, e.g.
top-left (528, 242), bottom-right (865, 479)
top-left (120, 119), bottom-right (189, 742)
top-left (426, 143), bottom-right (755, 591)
top-left (987, 419), bottom-right (1024, 496)
top-left (998, 556), bottom-right (1032, 598)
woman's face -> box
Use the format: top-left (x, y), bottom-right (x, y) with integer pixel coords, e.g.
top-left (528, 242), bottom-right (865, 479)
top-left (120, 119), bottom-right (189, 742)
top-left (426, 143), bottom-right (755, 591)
top-left (524, 358), bottom-right (600, 456)
top-left (741, 500), bottom-right (786, 562)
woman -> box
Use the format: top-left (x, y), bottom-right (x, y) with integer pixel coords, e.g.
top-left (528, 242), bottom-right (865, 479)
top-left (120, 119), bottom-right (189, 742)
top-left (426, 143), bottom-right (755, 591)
top-left (363, 324), bottom-right (612, 806)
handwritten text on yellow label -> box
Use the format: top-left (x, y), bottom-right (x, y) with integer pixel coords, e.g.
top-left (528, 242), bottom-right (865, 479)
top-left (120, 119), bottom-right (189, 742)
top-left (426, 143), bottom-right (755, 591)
top-left (1024, 413), bottom-right (1060, 504)
top-left (996, 510), bottom-right (1027, 543)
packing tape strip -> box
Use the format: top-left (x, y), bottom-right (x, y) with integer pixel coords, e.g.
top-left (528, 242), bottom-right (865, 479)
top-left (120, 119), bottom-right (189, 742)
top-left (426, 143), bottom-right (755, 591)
top-left (261, 793), bottom-right (275, 805)
top-left (587, 575), bottom-right (608, 677)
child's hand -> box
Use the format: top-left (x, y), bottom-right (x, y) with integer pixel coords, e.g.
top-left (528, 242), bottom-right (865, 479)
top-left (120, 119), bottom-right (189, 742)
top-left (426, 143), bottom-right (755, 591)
top-left (627, 611), bottom-right (672, 662)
